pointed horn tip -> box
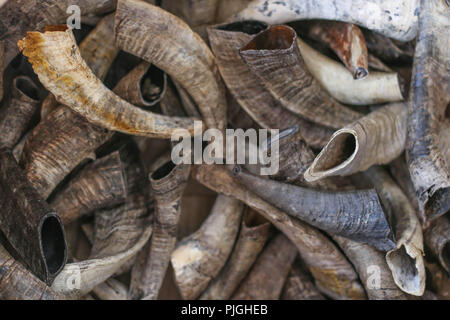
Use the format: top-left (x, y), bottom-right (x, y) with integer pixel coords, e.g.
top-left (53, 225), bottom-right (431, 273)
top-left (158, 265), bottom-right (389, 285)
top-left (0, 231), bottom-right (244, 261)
top-left (353, 67), bottom-right (368, 80)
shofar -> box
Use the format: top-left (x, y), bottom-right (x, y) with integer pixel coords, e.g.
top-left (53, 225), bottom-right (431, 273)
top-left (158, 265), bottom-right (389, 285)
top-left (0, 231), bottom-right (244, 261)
top-left (305, 103), bottom-right (407, 182)
top-left (239, 25), bottom-right (362, 129)
top-left (207, 21), bottom-right (333, 148)
top-left (424, 216), bottom-right (450, 274)
top-left (297, 38), bottom-right (405, 106)
top-left (232, 166), bottom-right (395, 251)
top-left (406, 0), bottom-right (450, 223)
top-left (232, 233), bottom-right (297, 300)
top-left (129, 161), bottom-right (190, 300)
top-left (193, 164), bottom-right (366, 300)
top-left (18, 25), bottom-right (197, 139)
top-left (0, 148), bottom-right (67, 285)
top-left (171, 195), bottom-right (244, 300)
top-left (115, 0), bottom-right (226, 132)
top-left (234, 0), bottom-right (419, 41)
top-left (0, 76), bottom-right (41, 148)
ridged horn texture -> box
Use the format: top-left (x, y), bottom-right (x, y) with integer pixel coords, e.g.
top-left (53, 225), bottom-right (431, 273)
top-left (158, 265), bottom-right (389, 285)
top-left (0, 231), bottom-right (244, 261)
top-left (297, 38), bottom-right (405, 105)
top-left (129, 161), bottom-right (191, 300)
top-left (234, 0), bottom-right (419, 41)
top-left (333, 236), bottom-right (411, 300)
top-left (18, 26), bottom-right (196, 138)
top-left (207, 21), bottom-right (333, 148)
top-left (365, 166), bottom-right (425, 296)
top-left (305, 103), bottom-right (407, 182)
top-left (0, 149), bottom-right (67, 285)
top-left (301, 21), bottom-right (369, 79)
top-left (406, 0), bottom-right (450, 223)
top-left (0, 0), bottom-right (116, 69)
top-left (0, 243), bottom-right (65, 300)
top-left (232, 233), bottom-right (297, 300)
top-left (200, 209), bottom-right (270, 300)
top-left (51, 193), bottom-right (153, 298)
top-left (424, 216), bottom-right (450, 274)
top-left (281, 257), bottom-right (325, 300)
top-left (171, 195), bottom-right (244, 300)
top-left (0, 76), bottom-right (40, 148)
top-left (232, 166), bottom-right (395, 251)
top-left (192, 164), bottom-right (366, 300)
top-left (50, 150), bottom-right (128, 225)
top-left (113, 62), bottom-right (167, 108)
top-left (239, 25), bottom-right (362, 129)
top-left (115, 0), bottom-right (226, 132)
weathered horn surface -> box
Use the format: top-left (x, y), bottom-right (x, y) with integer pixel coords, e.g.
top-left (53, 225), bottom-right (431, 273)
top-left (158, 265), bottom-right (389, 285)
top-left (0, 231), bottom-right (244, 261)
top-left (171, 195), bottom-right (244, 300)
top-left (234, 0), bottom-right (419, 41)
top-left (297, 38), bottom-right (406, 106)
top-left (424, 216), bottom-right (450, 274)
top-left (232, 166), bottom-right (395, 251)
top-left (0, 148), bottom-right (67, 285)
top-left (192, 164), bottom-right (366, 300)
top-left (365, 166), bottom-right (425, 296)
top-left (200, 208), bottom-right (270, 300)
top-left (129, 161), bottom-right (190, 300)
top-left (115, 0), bottom-right (226, 132)
top-left (207, 21), bottom-right (333, 148)
top-left (232, 233), bottom-right (297, 300)
top-left (298, 21), bottom-right (369, 79)
top-left (406, 0), bottom-right (450, 223)
top-left (363, 28), bottom-right (415, 63)
top-left (305, 103), bottom-right (407, 182)
top-left (239, 25), bottom-right (362, 129)
top-left (0, 76), bottom-right (41, 148)
top-left (18, 26), bottom-right (197, 139)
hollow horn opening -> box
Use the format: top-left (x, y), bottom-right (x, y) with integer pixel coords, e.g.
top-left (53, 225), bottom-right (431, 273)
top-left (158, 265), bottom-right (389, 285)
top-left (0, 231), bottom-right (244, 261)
top-left (15, 77), bottom-right (39, 100)
top-left (40, 214), bottom-right (67, 276)
top-left (151, 161), bottom-right (176, 180)
top-left (217, 21), bottom-right (267, 35)
top-left (313, 132), bottom-right (357, 172)
top-left (241, 26), bottom-right (295, 51)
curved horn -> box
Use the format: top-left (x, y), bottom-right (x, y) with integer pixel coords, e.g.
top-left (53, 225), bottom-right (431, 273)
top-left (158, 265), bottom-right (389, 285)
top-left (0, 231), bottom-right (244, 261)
top-left (18, 26), bottom-right (197, 138)
top-left (171, 195), bottom-right (244, 300)
top-left (200, 208), bottom-right (270, 300)
top-left (115, 0), bottom-right (226, 132)
top-left (232, 233), bottom-right (297, 300)
top-left (207, 21), bottom-right (333, 148)
top-left (305, 103), bottom-right (407, 182)
top-left (297, 38), bottom-right (405, 105)
top-left (239, 25), bottom-right (362, 129)
top-left (406, 0), bottom-right (450, 223)
top-left (424, 216), bottom-right (450, 274)
top-left (234, 0), bottom-right (419, 41)
top-left (192, 164), bottom-right (366, 300)
top-left (129, 161), bottom-right (190, 300)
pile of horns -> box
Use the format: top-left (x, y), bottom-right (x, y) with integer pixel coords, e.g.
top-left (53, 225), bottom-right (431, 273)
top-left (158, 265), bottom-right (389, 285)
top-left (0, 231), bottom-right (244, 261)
top-left (0, 0), bottom-right (448, 300)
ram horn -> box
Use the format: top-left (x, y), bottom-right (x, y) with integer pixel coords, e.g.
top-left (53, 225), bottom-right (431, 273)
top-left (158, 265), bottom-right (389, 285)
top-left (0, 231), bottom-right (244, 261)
top-left (171, 195), bottom-right (244, 300)
top-left (115, 0), bottom-right (226, 132)
top-left (406, 0), bottom-right (450, 223)
top-left (0, 76), bottom-right (41, 148)
top-left (240, 25), bottom-right (362, 129)
top-left (40, 13), bottom-right (119, 120)
top-left (298, 21), bottom-right (368, 79)
top-left (114, 62), bottom-right (167, 108)
top-left (0, 243), bottom-right (65, 300)
top-left (0, 148), bottom-right (67, 284)
top-left (51, 192), bottom-right (153, 298)
top-left (192, 164), bottom-right (366, 300)
top-left (200, 208), bottom-right (270, 300)
top-left (0, 0), bottom-right (116, 69)
top-left (232, 165), bottom-right (395, 251)
top-left (333, 236), bottom-right (411, 300)
top-left (424, 216), bottom-right (450, 274)
top-left (49, 151), bottom-right (128, 225)
top-left (234, 0), bottom-right (419, 41)
top-left (281, 257), bottom-right (325, 300)
top-left (305, 103), bottom-right (407, 182)
top-left (232, 233), bottom-right (297, 300)
top-left (297, 38), bottom-right (406, 105)
top-left (92, 279), bottom-right (128, 300)
top-left (363, 29), bottom-right (415, 63)
top-left (207, 21), bottom-right (333, 148)
top-left (18, 25), bottom-right (197, 138)
top-left (364, 166), bottom-right (425, 296)
top-left (129, 161), bottom-right (191, 300)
